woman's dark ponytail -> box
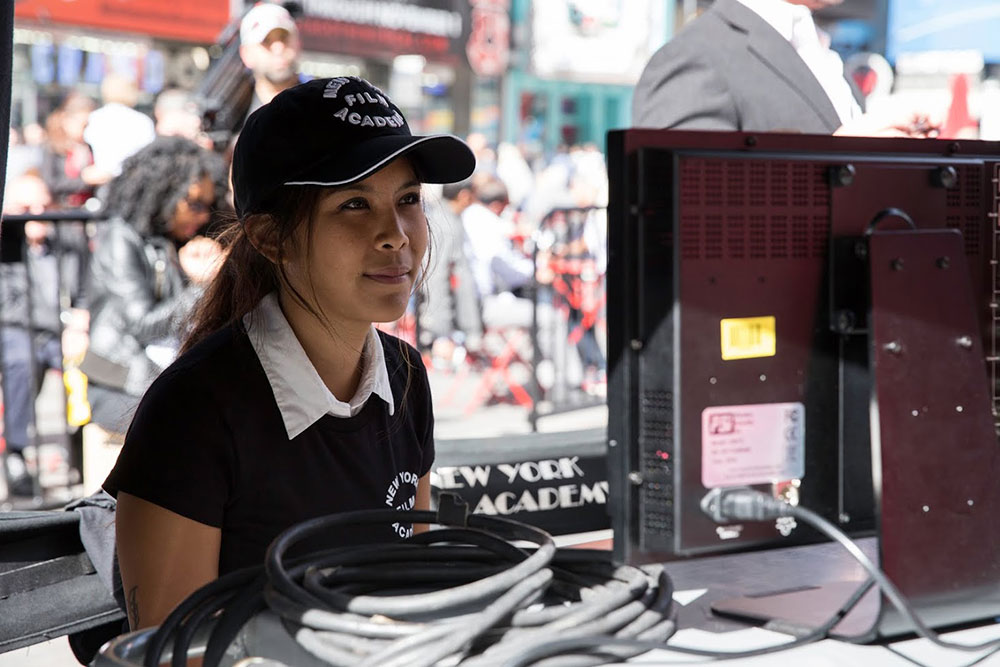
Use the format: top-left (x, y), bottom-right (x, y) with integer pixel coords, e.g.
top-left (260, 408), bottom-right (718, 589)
top-left (180, 222), bottom-right (278, 354)
top-left (181, 185), bottom-right (326, 353)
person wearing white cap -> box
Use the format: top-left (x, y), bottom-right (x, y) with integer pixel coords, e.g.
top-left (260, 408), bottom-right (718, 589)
top-left (238, 2), bottom-right (303, 119)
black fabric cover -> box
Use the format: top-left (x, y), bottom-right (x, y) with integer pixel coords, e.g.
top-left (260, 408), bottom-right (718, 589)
top-left (0, 512), bottom-right (124, 657)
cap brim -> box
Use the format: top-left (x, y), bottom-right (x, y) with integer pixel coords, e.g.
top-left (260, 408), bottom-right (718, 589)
top-left (284, 134), bottom-right (476, 188)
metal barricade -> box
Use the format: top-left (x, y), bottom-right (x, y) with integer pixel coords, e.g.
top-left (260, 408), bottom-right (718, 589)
top-left (0, 209), bottom-right (97, 507)
top-left (529, 207), bottom-right (607, 430)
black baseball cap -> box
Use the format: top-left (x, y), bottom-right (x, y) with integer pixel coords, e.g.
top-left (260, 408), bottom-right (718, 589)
top-left (231, 76), bottom-right (477, 216)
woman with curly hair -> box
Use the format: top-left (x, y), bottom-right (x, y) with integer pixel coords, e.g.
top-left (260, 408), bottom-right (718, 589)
top-left (82, 135), bottom-right (227, 438)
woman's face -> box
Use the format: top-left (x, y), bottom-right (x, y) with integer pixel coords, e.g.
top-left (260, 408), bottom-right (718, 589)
top-left (283, 158), bottom-right (427, 331)
top-left (170, 174), bottom-right (215, 241)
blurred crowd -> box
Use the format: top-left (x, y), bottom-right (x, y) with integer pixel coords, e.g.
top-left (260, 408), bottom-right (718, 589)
top-left (0, 4), bottom-right (611, 499)
top-left (3, 0), bottom-right (978, 501)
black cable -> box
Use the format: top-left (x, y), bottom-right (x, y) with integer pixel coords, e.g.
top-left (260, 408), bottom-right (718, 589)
top-left (170, 588), bottom-right (240, 667)
top-left (500, 575), bottom-right (875, 666)
top-left (143, 564), bottom-right (260, 667)
top-left (266, 510), bottom-right (666, 666)
top-left (790, 503), bottom-right (1000, 654)
top-left (133, 490), bottom-right (1000, 666)
top-left (865, 207), bottom-right (917, 234)
top-left (136, 506), bottom-right (674, 667)
top-left (266, 510), bottom-right (556, 619)
top-left (201, 574), bottom-right (267, 667)
top-left (267, 510), bottom-right (561, 666)
top-left (502, 497), bottom-right (893, 667)
top-left (706, 488), bottom-right (1000, 654)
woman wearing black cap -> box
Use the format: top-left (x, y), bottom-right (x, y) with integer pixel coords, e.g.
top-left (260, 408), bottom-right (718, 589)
top-left (103, 77), bottom-right (477, 630)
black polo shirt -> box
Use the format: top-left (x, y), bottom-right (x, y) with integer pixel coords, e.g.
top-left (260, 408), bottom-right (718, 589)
top-left (103, 323), bottom-right (434, 574)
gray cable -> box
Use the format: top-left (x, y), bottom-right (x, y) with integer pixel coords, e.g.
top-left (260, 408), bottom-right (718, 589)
top-left (707, 487), bottom-right (1000, 654)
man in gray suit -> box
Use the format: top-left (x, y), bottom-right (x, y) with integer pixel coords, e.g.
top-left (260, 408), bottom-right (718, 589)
top-left (632, 0), bottom-right (857, 133)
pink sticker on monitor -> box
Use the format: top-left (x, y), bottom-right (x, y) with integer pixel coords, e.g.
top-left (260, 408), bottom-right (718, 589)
top-left (701, 402), bottom-right (805, 488)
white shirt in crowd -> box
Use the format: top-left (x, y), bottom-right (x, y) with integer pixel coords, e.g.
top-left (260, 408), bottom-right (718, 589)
top-left (244, 292), bottom-right (395, 439)
top-left (460, 202), bottom-right (534, 299)
top-left (83, 103), bottom-right (156, 176)
top-left (736, 0), bottom-right (862, 125)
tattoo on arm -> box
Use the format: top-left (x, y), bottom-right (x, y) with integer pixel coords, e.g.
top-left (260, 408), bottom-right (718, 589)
top-left (127, 585), bottom-right (140, 629)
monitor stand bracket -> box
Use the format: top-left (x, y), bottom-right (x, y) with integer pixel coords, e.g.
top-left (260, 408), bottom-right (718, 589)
top-left (713, 228), bottom-right (1000, 640)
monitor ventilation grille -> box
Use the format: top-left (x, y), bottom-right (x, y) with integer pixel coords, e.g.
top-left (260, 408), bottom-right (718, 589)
top-left (990, 162), bottom-right (1000, 423)
top-left (946, 164), bottom-right (985, 257)
top-left (679, 158), bottom-right (830, 260)
top-left (639, 390), bottom-right (674, 538)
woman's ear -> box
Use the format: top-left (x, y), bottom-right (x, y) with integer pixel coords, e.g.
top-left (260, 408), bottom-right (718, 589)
top-left (243, 215), bottom-right (280, 263)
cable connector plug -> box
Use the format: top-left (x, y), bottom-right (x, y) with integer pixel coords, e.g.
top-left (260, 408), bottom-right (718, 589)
top-left (436, 492), bottom-right (470, 527)
top-left (701, 487), bottom-right (795, 523)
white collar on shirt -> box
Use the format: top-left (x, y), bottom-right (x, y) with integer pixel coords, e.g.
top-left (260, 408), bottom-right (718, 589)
top-left (735, 0), bottom-right (809, 42)
top-left (243, 292), bottom-right (395, 440)
top-left (735, 0), bottom-right (861, 125)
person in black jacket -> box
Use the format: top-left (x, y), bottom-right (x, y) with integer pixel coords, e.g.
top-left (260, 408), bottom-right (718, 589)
top-left (83, 136), bottom-right (227, 437)
top-left (104, 77), bottom-right (476, 631)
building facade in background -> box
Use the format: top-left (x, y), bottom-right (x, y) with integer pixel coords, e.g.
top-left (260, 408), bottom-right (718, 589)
top-left (503, 0), bottom-right (669, 154)
top-left (10, 0), bottom-right (511, 144)
top-left (12, 0), bottom-right (231, 127)
top-left (15, 1), bottom-right (997, 154)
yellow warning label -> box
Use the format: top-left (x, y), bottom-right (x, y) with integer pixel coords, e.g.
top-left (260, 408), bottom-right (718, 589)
top-left (720, 317), bottom-right (776, 360)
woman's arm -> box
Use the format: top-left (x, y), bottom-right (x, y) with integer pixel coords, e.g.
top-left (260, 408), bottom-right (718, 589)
top-left (413, 472), bottom-right (432, 534)
top-left (116, 491), bottom-right (222, 630)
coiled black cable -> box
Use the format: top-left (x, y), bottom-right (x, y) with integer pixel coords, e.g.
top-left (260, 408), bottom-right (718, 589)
top-left (142, 502), bottom-right (676, 667)
top-left (143, 565), bottom-right (259, 667)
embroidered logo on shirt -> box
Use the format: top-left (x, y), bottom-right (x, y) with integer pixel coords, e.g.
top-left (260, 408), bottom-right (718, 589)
top-left (385, 470), bottom-right (419, 538)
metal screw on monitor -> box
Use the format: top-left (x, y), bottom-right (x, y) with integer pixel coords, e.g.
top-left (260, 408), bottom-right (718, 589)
top-left (609, 439), bottom-right (618, 448)
top-left (931, 166), bottom-right (959, 189)
top-left (883, 341), bottom-right (902, 354)
top-left (956, 335), bottom-right (973, 349)
top-left (968, 499), bottom-right (975, 507)
top-left (628, 472), bottom-right (643, 486)
top-left (759, 374), bottom-right (767, 382)
top-left (834, 309), bottom-right (856, 333)
top-left (911, 409), bottom-right (919, 417)
top-left (891, 258), bottom-right (904, 271)
top-left (630, 339), bottom-right (643, 351)
top-left (829, 163), bottom-right (856, 187)
top-left (922, 505), bottom-right (930, 513)
top-left (956, 405), bottom-right (964, 413)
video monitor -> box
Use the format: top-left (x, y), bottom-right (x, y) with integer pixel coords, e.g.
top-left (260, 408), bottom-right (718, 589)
top-left (606, 130), bottom-right (1000, 568)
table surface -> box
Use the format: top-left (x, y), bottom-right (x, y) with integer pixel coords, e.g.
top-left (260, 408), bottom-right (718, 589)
top-left (609, 537), bottom-right (1000, 666)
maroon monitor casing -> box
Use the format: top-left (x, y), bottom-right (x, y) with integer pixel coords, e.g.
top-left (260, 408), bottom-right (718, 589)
top-left (606, 129), bottom-right (1000, 636)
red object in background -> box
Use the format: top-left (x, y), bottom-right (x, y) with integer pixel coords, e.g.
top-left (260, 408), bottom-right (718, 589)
top-left (466, 1), bottom-right (510, 77)
top-left (852, 67), bottom-right (879, 98)
top-left (14, 0), bottom-right (229, 44)
top-left (939, 73), bottom-right (978, 139)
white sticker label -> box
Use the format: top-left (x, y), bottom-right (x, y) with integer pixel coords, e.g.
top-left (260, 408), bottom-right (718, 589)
top-left (701, 402), bottom-right (805, 488)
